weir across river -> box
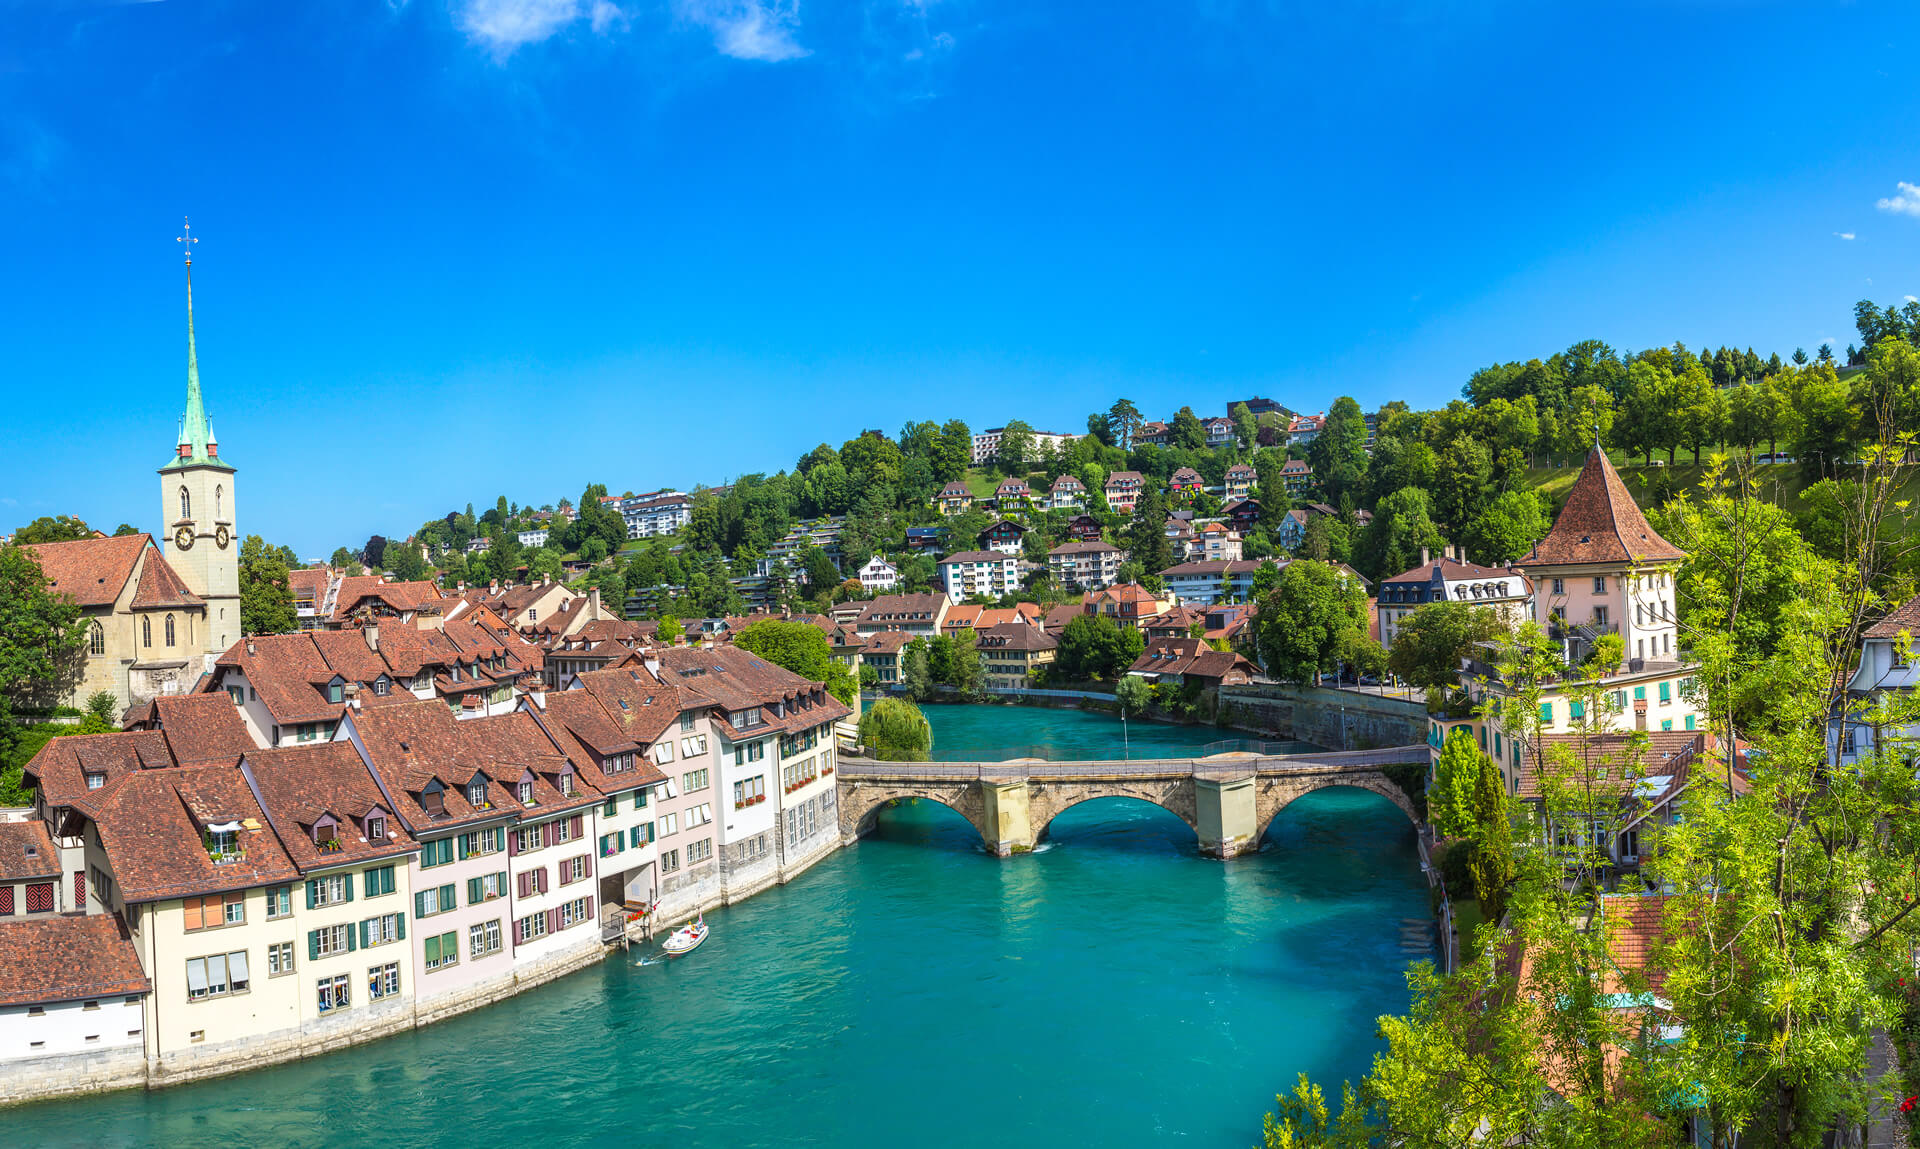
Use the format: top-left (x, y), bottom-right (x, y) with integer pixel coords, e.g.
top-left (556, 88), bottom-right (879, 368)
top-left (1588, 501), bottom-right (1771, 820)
top-left (836, 745), bottom-right (1430, 857)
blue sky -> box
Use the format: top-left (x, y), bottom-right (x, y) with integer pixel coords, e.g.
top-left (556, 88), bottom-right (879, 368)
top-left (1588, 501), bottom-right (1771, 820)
top-left (4, 0), bottom-right (1919, 557)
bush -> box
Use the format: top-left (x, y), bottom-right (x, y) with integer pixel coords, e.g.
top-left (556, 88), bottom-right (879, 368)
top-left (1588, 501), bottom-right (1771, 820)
top-left (857, 698), bottom-right (933, 762)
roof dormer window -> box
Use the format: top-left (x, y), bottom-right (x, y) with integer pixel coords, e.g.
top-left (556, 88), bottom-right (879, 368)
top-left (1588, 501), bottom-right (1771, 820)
top-left (558, 773), bottom-right (575, 797)
top-left (518, 780), bottom-right (534, 806)
top-left (374, 676), bottom-right (390, 696)
top-left (468, 778), bottom-right (490, 808)
top-left (328, 682), bottom-right (344, 704)
top-left (367, 814), bottom-right (387, 840)
top-left (85, 772), bottom-right (105, 790)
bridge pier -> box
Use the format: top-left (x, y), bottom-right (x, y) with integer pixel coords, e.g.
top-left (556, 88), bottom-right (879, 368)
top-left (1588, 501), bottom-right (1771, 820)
top-left (1195, 775), bottom-right (1259, 858)
top-left (979, 779), bottom-right (1036, 856)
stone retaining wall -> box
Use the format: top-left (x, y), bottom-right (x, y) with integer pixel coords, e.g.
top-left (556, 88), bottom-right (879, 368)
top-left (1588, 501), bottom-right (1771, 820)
top-left (1217, 685), bottom-right (1427, 750)
top-left (0, 1044), bottom-right (146, 1108)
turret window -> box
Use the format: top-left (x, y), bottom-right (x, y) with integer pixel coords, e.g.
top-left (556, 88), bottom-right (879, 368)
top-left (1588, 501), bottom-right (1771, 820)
top-left (215, 485), bottom-right (223, 521)
top-left (179, 487), bottom-right (191, 522)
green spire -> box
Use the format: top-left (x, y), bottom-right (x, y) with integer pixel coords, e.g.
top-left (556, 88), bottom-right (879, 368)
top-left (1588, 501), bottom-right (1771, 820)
top-left (161, 232), bottom-right (233, 474)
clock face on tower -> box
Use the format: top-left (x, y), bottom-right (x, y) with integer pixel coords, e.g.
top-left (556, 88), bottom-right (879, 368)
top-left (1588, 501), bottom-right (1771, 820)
top-left (215, 524), bottom-right (230, 550)
top-left (174, 526), bottom-right (194, 552)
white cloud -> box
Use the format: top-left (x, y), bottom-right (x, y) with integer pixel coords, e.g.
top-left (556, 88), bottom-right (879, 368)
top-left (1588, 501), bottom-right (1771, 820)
top-left (676, 0), bottom-right (808, 61)
top-left (589, 0), bottom-right (625, 33)
top-left (458, 0), bottom-right (592, 54)
top-left (1907, 295), bottom-right (1918, 304)
top-left (1876, 181), bottom-right (1920, 218)
top-left (1835, 231), bottom-right (1855, 240)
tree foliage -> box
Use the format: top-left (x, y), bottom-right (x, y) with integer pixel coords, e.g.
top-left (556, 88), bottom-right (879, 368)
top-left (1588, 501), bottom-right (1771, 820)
top-left (238, 534), bottom-right (297, 636)
top-left (858, 697), bottom-right (932, 761)
top-left (732, 619), bottom-right (857, 706)
top-left (1252, 561), bottom-right (1369, 685)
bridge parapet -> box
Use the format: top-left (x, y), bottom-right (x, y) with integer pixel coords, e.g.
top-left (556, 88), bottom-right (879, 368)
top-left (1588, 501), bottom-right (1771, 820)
top-left (836, 745), bottom-right (1427, 858)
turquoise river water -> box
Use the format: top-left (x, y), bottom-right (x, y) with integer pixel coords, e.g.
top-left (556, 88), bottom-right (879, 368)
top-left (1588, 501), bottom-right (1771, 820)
top-left (10, 704), bottom-right (1432, 1148)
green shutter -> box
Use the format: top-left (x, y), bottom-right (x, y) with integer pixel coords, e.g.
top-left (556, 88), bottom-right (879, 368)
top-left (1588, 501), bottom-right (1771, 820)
top-left (363, 870), bottom-right (375, 898)
top-left (342, 878), bottom-right (354, 904)
top-left (306, 880), bottom-right (318, 910)
top-left (468, 876), bottom-right (483, 904)
top-left (441, 883), bottom-right (455, 909)
top-left (416, 891), bottom-right (428, 918)
top-left (1685, 715), bottom-right (1695, 730)
top-left (424, 934), bottom-right (441, 966)
top-left (358, 921), bottom-right (369, 949)
top-left (308, 930), bottom-right (320, 961)
top-left (395, 913), bottom-right (406, 941)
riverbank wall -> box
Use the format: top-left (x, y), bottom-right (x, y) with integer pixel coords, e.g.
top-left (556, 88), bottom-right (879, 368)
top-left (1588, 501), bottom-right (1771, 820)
top-left (0, 828), bottom-right (848, 1108)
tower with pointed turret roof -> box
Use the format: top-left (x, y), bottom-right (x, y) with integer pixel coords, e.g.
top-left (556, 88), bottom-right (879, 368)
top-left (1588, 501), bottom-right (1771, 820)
top-left (158, 228), bottom-right (240, 655)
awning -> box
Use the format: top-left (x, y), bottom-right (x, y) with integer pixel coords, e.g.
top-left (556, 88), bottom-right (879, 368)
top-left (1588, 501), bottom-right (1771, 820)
top-left (205, 820), bottom-right (241, 834)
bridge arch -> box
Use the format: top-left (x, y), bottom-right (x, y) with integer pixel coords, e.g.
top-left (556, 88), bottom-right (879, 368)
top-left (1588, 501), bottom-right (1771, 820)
top-left (1030, 788), bottom-right (1201, 848)
top-left (1255, 774), bottom-right (1422, 845)
top-left (838, 779), bottom-right (993, 851)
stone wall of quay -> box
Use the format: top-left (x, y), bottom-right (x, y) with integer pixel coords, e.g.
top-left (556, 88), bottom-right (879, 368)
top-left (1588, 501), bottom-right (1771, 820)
top-left (2, 833), bottom-right (854, 1107)
top-left (1216, 684), bottom-right (1427, 751)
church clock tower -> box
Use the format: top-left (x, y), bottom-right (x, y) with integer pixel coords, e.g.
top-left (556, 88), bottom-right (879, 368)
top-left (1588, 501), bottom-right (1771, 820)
top-left (159, 219), bottom-right (240, 655)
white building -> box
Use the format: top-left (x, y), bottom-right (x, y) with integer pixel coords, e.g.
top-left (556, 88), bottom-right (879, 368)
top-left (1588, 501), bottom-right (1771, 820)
top-left (517, 529), bottom-right (550, 548)
top-left (857, 556), bottom-right (899, 592)
top-left (936, 551), bottom-right (1020, 604)
top-left (1832, 594), bottom-right (1920, 768)
top-left (1375, 553), bottom-right (1532, 652)
top-left (1159, 559), bottom-right (1285, 607)
top-left (618, 493), bottom-right (692, 540)
top-left (1047, 541), bottom-right (1126, 590)
top-left (970, 427), bottom-right (1079, 466)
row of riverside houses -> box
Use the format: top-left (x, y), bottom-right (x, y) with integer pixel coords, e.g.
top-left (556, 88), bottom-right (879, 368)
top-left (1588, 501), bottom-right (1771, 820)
top-left (0, 638), bottom-right (849, 1104)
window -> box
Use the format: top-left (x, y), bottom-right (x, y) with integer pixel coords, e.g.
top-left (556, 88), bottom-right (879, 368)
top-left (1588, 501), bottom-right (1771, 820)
top-left (164, 614), bottom-right (176, 646)
top-left (313, 923), bottom-right (354, 958)
top-left (651, 742), bottom-right (674, 765)
top-left (362, 913), bottom-right (404, 947)
top-left (660, 848), bottom-right (681, 873)
top-left (1633, 686), bottom-right (1646, 701)
top-left (424, 930), bottom-right (460, 972)
top-left (328, 681), bottom-right (344, 704)
top-left (314, 974), bottom-right (351, 1013)
top-left (420, 838), bottom-right (455, 868)
top-left (687, 838), bottom-right (712, 864)
top-left (1659, 681), bottom-right (1671, 703)
top-left (514, 825), bottom-right (545, 854)
top-left (734, 776), bottom-right (766, 807)
top-left (682, 768), bottom-right (709, 792)
top-left (265, 885), bottom-right (292, 919)
top-left (89, 621), bottom-right (104, 656)
top-left (362, 865), bottom-right (396, 898)
top-left (679, 713), bottom-right (695, 732)
top-left (559, 855), bottom-right (588, 884)
top-left (142, 617), bottom-right (152, 648)
top-left (227, 685), bottom-right (243, 706)
top-left (552, 818), bottom-right (578, 845)
top-left (368, 962), bottom-right (400, 1001)
top-left (298, 723), bottom-right (318, 743)
top-left (1538, 703), bottom-right (1553, 723)
top-left (733, 741), bottom-right (765, 766)
top-left (657, 812), bottom-right (678, 838)
top-left (467, 780), bottom-right (490, 807)
top-left (517, 913), bottom-right (550, 943)
top-left (629, 824), bottom-right (654, 848)
top-left (470, 919), bottom-right (503, 958)
top-left (185, 952), bottom-right (249, 1000)
top-left (517, 780), bottom-right (535, 806)
top-left (1593, 577), bottom-right (1606, 594)
top-left (462, 827), bottom-right (503, 857)
top-left (267, 941), bottom-right (295, 977)
top-left (1551, 578), bottom-right (1564, 594)
top-left (416, 883), bottom-right (457, 917)
top-left (469, 870), bottom-right (507, 903)
top-left (730, 708), bottom-right (762, 730)
top-left (680, 735), bottom-right (707, 757)
top-left (600, 832), bottom-right (624, 858)
top-left (560, 896), bottom-right (591, 928)
top-left (374, 676), bottom-right (390, 696)
top-left (86, 771), bottom-right (105, 790)
top-left (179, 486), bottom-right (191, 521)
top-left (1569, 700), bottom-right (1585, 720)
top-left (184, 891), bottom-right (245, 931)
top-left (686, 803), bottom-right (712, 828)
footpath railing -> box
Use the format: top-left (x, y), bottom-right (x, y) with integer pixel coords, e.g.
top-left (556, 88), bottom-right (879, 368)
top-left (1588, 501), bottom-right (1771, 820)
top-left (836, 744), bottom-right (1431, 780)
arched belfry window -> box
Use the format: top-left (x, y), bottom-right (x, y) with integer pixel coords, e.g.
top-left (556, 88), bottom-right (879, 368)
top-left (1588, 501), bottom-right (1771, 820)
top-left (179, 486), bottom-right (191, 522)
top-left (142, 617), bottom-right (152, 648)
top-left (215, 485), bottom-right (223, 521)
top-left (89, 621), bottom-right (105, 656)
top-left (165, 615), bottom-right (176, 646)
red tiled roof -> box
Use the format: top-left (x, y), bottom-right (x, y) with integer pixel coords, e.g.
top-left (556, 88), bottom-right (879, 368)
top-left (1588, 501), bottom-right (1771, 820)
top-left (1864, 594), bottom-right (1920, 640)
top-left (214, 633), bottom-right (342, 726)
top-left (0, 914), bottom-right (150, 1006)
top-left (976, 622), bottom-right (1056, 652)
top-left (23, 534), bottom-right (152, 608)
top-left (0, 820), bottom-right (58, 881)
top-left (1600, 894), bottom-right (1673, 994)
top-left (246, 742), bottom-right (420, 871)
top-left (129, 553), bottom-right (205, 610)
top-left (1522, 447), bottom-right (1686, 567)
top-left (76, 765), bottom-right (301, 902)
top-left (149, 694), bottom-right (257, 766)
top-left (23, 730), bottom-right (177, 809)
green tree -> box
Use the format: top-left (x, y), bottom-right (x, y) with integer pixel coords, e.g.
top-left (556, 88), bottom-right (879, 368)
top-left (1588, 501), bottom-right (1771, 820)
top-left (1432, 434), bottom-right (1493, 532)
top-left (111, 523), bottom-right (140, 537)
top-left (901, 638), bottom-right (932, 700)
top-left (12, 515), bottom-right (93, 544)
top-left (1127, 487), bottom-right (1174, 577)
top-left (1056, 614), bottom-right (1143, 681)
top-left (1355, 487), bottom-right (1444, 583)
top-left (1426, 728), bottom-right (1485, 840)
top-left (1787, 361), bottom-right (1857, 479)
top-left (1307, 396), bottom-right (1369, 502)
top-left (1230, 402), bottom-right (1258, 452)
top-left (733, 619), bottom-right (857, 705)
top-left (1114, 672), bottom-right (1151, 718)
top-left (0, 544), bottom-right (90, 747)
top-left (1107, 399), bottom-right (1143, 450)
top-left (932, 420), bottom-right (972, 482)
top-left (1386, 600), bottom-right (1510, 692)
top-left (1461, 489), bottom-right (1550, 564)
top-left (1170, 406), bottom-right (1207, 450)
top-left (328, 546), bottom-right (364, 574)
top-left (994, 420), bottom-right (1035, 475)
top-left (857, 697), bottom-right (932, 761)
top-left (238, 534), bottom-right (297, 636)
top-left (1252, 561), bottom-right (1368, 685)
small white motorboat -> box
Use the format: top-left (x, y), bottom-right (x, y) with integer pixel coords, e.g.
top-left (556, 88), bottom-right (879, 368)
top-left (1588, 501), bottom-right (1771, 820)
top-left (661, 916), bottom-right (708, 957)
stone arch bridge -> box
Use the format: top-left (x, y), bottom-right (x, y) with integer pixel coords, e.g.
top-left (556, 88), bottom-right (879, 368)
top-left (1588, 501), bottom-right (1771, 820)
top-left (836, 746), bottom-right (1428, 858)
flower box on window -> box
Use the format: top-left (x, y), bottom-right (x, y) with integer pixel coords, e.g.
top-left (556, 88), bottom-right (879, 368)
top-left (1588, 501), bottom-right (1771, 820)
top-left (318, 839), bottom-right (344, 854)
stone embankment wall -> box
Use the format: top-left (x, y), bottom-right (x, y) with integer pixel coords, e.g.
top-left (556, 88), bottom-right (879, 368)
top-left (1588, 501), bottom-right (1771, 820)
top-left (1216, 685), bottom-right (1427, 750)
top-left (0, 832), bottom-right (849, 1106)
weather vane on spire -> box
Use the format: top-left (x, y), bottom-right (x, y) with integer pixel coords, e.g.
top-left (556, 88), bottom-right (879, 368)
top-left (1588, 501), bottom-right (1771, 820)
top-left (177, 216), bottom-right (197, 267)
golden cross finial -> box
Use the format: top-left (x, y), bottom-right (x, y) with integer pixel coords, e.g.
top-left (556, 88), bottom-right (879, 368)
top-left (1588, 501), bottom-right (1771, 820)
top-left (177, 216), bottom-right (197, 266)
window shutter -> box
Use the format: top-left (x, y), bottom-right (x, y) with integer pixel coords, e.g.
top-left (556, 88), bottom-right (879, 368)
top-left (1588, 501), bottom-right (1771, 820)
top-left (395, 913), bottom-right (405, 941)
top-left (546, 907), bottom-right (560, 934)
top-left (584, 896), bottom-right (594, 922)
top-left (458, 834), bottom-right (472, 861)
top-left (539, 868), bottom-right (549, 895)
top-left (543, 822), bottom-right (554, 848)
top-left (308, 930), bottom-right (320, 962)
top-left (496, 870), bottom-right (507, 896)
top-left (468, 876), bottom-right (483, 904)
top-left (440, 883), bottom-right (455, 909)
top-left (359, 921), bottom-right (370, 949)
top-left (346, 924), bottom-right (358, 953)
top-left (416, 891), bottom-right (428, 919)
top-left (305, 880), bottom-right (318, 910)
top-left (343, 879), bottom-right (354, 904)
top-left (513, 918), bottom-right (524, 946)
top-left (508, 831), bottom-right (519, 858)
top-left (570, 814), bottom-right (583, 838)
top-left (517, 872), bottom-right (529, 899)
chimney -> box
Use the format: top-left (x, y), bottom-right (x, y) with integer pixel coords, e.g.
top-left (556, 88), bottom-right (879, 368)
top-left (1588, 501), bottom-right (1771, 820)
top-left (246, 638), bottom-right (256, 656)
top-left (1419, 547), bottom-right (1429, 567)
top-left (365, 625), bottom-right (380, 652)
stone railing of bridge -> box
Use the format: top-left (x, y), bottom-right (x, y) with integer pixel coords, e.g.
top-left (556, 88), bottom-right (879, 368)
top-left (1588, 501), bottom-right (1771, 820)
top-left (835, 745), bottom-right (1429, 858)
